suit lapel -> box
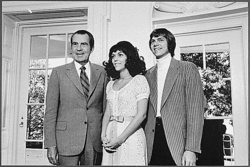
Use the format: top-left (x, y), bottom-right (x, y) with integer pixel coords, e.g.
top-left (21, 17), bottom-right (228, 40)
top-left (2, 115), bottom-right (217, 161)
top-left (160, 58), bottom-right (180, 110)
top-left (147, 66), bottom-right (158, 114)
top-left (65, 62), bottom-right (102, 100)
top-left (88, 62), bottom-right (102, 100)
top-left (65, 62), bottom-right (84, 95)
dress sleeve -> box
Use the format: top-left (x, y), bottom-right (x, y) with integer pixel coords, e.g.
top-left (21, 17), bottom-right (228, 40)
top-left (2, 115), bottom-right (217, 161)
top-left (135, 75), bottom-right (150, 101)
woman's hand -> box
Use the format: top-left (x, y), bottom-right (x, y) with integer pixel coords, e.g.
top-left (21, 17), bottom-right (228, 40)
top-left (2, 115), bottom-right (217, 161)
top-left (102, 136), bottom-right (116, 152)
top-left (101, 136), bottom-right (109, 145)
top-left (104, 137), bottom-right (123, 150)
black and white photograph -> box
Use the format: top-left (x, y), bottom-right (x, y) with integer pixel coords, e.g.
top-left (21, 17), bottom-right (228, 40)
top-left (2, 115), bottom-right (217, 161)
top-left (2, 1), bottom-right (248, 166)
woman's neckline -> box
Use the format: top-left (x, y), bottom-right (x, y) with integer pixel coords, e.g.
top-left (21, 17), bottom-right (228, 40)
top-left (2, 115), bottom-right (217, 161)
top-left (112, 75), bottom-right (136, 92)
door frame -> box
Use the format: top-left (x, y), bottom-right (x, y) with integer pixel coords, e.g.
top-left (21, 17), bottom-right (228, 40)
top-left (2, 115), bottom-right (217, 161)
top-left (14, 18), bottom-right (88, 165)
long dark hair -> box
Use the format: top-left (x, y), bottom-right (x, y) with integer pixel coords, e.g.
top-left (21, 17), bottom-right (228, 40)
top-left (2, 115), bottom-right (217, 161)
top-left (103, 41), bottom-right (146, 79)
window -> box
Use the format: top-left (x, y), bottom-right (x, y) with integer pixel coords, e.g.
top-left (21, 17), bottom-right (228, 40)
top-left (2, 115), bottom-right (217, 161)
top-left (25, 33), bottom-right (73, 164)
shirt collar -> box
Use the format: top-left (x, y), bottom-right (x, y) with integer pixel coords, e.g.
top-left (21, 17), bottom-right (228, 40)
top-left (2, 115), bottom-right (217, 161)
top-left (74, 61), bottom-right (90, 71)
top-left (156, 53), bottom-right (171, 68)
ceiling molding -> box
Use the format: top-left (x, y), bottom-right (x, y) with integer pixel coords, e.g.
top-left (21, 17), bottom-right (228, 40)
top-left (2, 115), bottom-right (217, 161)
top-left (153, 2), bottom-right (247, 16)
top-left (5, 9), bottom-right (87, 22)
top-left (2, 1), bottom-right (91, 13)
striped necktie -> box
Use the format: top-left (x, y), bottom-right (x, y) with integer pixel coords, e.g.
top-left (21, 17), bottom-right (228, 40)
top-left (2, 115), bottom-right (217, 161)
top-left (80, 66), bottom-right (90, 98)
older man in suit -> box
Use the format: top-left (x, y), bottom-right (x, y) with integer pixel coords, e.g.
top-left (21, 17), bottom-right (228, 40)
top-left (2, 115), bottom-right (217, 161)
top-left (44, 30), bottom-right (108, 166)
top-left (144, 28), bottom-right (204, 166)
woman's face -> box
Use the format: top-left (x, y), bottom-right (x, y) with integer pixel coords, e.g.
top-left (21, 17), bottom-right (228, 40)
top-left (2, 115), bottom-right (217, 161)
top-left (111, 50), bottom-right (127, 72)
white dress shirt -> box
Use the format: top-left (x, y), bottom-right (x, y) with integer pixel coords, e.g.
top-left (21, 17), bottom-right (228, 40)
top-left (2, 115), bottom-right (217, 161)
top-left (156, 53), bottom-right (171, 117)
top-left (74, 61), bottom-right (91, 81)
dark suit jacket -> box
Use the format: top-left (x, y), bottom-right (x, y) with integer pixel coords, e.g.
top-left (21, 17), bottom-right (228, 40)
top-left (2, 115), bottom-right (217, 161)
top-left (144, 58), bottom-right (204, 166)
top-left (44, 61), bottom-right (108, 156)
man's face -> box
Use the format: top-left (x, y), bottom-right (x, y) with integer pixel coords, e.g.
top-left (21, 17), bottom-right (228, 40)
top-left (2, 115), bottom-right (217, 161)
top-left (71, 34), bottom-right (92, 64)
top-left (150, 35), bottom-right (169, 59)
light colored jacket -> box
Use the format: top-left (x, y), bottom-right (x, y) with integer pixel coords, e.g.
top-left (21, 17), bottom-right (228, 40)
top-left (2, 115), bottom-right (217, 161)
top-left (144, 58), bottom-right (204, 166)
top-left (44, 61), bottom-right (108, 156)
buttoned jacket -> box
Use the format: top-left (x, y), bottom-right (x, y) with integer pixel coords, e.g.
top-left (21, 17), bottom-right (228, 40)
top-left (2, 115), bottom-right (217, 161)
top-left (44, 61), bottom-right (108, 156)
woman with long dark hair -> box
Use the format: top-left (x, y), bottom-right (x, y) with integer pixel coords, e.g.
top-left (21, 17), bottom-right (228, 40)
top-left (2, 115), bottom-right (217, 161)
top-left (101, 41), bottom-right (150, 165)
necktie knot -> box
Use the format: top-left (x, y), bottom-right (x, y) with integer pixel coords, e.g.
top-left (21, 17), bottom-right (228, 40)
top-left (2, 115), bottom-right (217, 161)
top-left (80, 66), bottom-right (86, 71)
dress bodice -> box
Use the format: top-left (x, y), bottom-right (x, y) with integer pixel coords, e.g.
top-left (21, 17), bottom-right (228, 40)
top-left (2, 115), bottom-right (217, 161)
top-left (106, 75), bottom-right (150, 117)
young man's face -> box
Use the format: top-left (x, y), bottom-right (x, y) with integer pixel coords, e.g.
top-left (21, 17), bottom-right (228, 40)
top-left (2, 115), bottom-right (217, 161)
top-left (150, 35), bottom-right (169, 59)
top-left (71, 34), bottom-right (92, 64)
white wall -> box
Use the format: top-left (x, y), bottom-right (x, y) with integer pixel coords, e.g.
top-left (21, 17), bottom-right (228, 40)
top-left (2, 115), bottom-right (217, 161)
top-left (107, 2), bottom-right (155, 69)
top-left (84, 2), bottom-right (155, 69)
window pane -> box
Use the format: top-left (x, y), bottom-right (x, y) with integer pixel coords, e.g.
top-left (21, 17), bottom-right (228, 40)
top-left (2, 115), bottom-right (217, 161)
top-left (202, 76), bottom-right (232, 116)
top-left (180, 45), bottom-right (203, 69)
top-left (67, 33), bottom-right (72, 56)
top-left (48, 34), bottom-right (66, 68)
top-left (26, 105), bottom-right (44, 140)
top-left (26, 141), bottom-right (43, 149)
top-left (28, 70), bottom-right (45, 103)
top-left (205, 43), bottom-right (230, 78)
top-left (67, 33), bottom-right (74, 63)
top-left (204, 43), bottom-right (231, 116)
top-left (30, 36), bottom-right (47, 68)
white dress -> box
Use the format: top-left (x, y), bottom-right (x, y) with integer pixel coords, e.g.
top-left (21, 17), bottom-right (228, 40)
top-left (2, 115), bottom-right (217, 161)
top-left (102, 75), bottom-right (150, 166)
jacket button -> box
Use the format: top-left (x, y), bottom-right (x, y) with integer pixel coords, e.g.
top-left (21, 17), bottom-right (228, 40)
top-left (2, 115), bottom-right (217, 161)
top-left (152, 129), bottom-right (155, 132)
top-left (84, 121), bottom-right (87, 124)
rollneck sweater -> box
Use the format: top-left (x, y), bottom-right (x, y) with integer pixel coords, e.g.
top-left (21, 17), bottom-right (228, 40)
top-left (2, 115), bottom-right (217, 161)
top-left (156, 53), bottom-right (171, 117)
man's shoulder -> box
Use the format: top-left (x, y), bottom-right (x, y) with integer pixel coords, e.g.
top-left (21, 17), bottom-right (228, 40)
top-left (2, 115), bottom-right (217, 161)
top-left (91, 62), bottom-right (105, 71)
top-left (175, 59), bottom-right (199, 75)
top-left (53, 62), bottom-right (73, 70)
top-left (176, 58), bottom-right (196, 68)
top-left (146, 65), bottom-right (156, 74)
